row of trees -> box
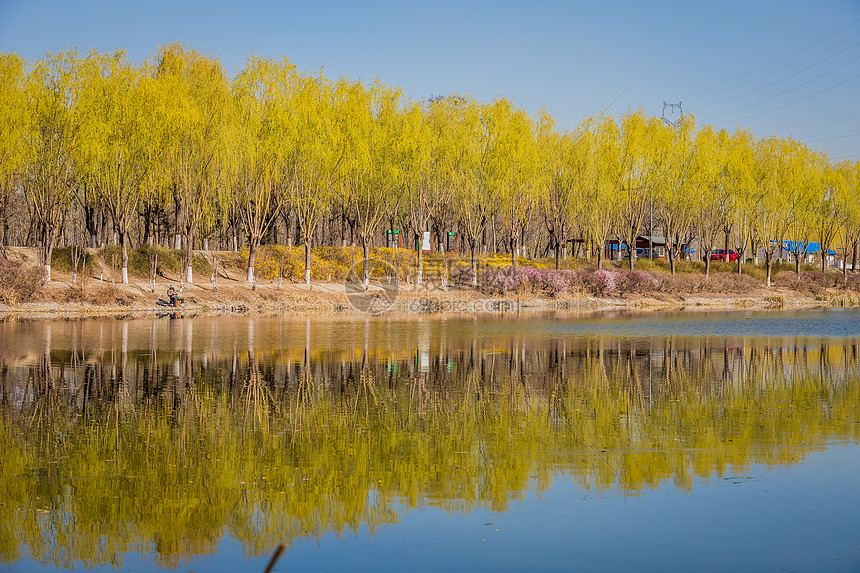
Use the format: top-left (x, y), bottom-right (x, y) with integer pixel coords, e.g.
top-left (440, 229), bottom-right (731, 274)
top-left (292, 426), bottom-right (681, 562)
top-left (1, 44), bottom-right (859, 287)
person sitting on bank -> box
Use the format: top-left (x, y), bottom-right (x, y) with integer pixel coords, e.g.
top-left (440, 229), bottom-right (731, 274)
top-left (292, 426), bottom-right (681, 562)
top-left (167, 285), bottom-right (180, 307)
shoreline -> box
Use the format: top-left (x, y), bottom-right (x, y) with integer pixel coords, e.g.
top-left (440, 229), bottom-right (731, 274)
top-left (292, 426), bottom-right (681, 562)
top-left (0, 282), bottom-right (835, 321)
top-left (2, 246), bottom-right (853, 320)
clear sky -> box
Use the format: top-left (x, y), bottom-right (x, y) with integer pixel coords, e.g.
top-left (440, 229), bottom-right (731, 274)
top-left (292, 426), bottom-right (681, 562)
top-left (2, 0), bottom-right (859, 161)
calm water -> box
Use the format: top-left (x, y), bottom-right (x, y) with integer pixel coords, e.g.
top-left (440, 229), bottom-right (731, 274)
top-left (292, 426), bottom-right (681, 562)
top-left (1, 309), bottom-right (859, 572)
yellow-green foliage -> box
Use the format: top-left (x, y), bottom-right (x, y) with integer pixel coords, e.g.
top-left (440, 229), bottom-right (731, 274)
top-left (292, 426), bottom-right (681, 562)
top-left (1, 331), bottom-right (859, 567)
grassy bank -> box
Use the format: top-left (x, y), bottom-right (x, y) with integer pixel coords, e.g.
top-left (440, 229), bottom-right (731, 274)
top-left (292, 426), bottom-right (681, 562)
top-left (1, 245), bottom-right (859, 316)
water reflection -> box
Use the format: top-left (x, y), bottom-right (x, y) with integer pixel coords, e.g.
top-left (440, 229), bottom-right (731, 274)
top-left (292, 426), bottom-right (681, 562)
top-left (0, 314), bottom-right (858, 568)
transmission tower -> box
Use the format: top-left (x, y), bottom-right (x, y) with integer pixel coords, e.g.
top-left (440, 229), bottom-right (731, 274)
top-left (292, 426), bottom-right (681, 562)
top-left (662, 101), bottom-right (683, 127)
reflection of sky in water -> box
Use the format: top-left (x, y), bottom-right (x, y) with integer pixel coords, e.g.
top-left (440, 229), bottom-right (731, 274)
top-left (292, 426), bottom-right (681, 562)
top-left (478, 308), bottom-right (860, 340)
top-left (288, 446), bottom-right (860, 573)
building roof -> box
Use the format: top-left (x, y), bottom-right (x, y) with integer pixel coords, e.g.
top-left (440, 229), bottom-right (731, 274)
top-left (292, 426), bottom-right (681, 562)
top-left (780, 240), bottom-right (837, 256)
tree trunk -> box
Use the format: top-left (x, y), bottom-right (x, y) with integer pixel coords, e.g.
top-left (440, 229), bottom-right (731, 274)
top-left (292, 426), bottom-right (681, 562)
top-left (247, 239), bottom-right (258, 283)
top-left (669, 250), bottom-right (676, 276)
top-left (43, 235), bottom-right (55, 282)
top-left (185, 233), bottom-right (194, 284)
top-left (471, 241), bottom-right (478, 287)
top-left (362, 237), bottom-right (370, 289)
top-left (555, 237), bottom-right (562, 270)
top-left (119, 228), bottom-right (129, 284)
top-left (304, 240), bottom-right (311, 284)
top-left (704, 255), bottom-right (711, 277)
top-left (765, 254), bottom-right (773, 287)
top-left (417, 237), bottom-right (423, 285)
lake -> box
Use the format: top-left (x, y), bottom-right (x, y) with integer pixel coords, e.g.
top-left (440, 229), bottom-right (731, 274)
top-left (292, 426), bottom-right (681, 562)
top-left (1, 309), bottom-right (859, 572)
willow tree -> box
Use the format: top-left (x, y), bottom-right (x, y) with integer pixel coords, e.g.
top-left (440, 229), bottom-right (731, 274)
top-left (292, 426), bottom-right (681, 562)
top-left (691, 126), bottom-right (731, 277)
top-left (454, 100), bottom-right (499, 282)
top-left (750, 137), bottom-right (800, 287)
top-left (337, 79), bottom-right (402, 286)
top-left (783, 143), bottom-right (822, 274)
top-left (723, 129), bottom-right (756, 273)
top-left (834, 161), bottom-right (860, 280)
top-left (288, 72), bottom-right (343, 284)
top-left (581, 115), bottom-right (619, 269)
top-left (77, 51), bottom-right (151, 284)
top-left (656, 114), bottom-right (697, 275)
top-left (22, 50), bottom-right (81, 281)
top-left (487, 99), bottom-right (540, 268)
top-left (232, 57), bottom-right (292, 283)
top-left (541, 126), bottom-right (592, 270)
top-left (398, 99), bottom-right (435, 284)
top-left (157, 43), bottom-right (231, 283)
top-left (0, 54), bottom-right (28, 248)
top-left (814, 162), bottom-right (844, 273)
top-left (615, 111), bottom-right (669, 270)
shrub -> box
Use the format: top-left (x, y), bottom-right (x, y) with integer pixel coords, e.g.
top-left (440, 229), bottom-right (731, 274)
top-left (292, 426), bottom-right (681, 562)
top-left (480, 266), bottom-right (519, 293)
top-left (774, 270), bottom-right (837, 294)
top-left (580, 269), bottom-right (619, 296)
top-left (477, 265), bottom-right (579, 296)
top-left (541, 269), bottom-right (578, 294)
top-left (0, 259), bottom-right (44, 305)
top-left (450, 264), bottom-right (476, 286)
top-left (705, 272), bottom-right (760, 293)
top-left (616, 270), bottom-right (659, 294)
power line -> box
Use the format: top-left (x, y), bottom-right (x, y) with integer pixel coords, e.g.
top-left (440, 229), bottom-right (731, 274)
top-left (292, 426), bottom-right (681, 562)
top-left (690, 39), bottom-right (860, 110)
top-left (681, 18), bottom-right (860, 101)
top-left (756, 113), bottom-right (860, 131)
top-left (707, 55), bottom-right (860, 124)
top-left (800, 127), bottom-right (860, 143)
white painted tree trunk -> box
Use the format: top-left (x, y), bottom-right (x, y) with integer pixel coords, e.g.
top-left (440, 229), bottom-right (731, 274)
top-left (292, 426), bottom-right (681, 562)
top-left (247, 266), bottom-right (255, 283)
top-left (202, 238), bottom-right (209, 251)
top-left (121, 266), bottom-right (128, 284)
top-left (186, 265), bottom-right (193, 284)
top-left (304, 269), bottom-right (310, 284)
top-left (44, 263), bottom-right (51, 282)
top-left (174, 234), bottom-right (182, 250)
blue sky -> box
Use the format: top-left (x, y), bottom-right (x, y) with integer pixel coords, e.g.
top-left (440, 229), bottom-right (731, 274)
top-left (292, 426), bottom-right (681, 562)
top-left (2, 0), bottom-right (859, 160)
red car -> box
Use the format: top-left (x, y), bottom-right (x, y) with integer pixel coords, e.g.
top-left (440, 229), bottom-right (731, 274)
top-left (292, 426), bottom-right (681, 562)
top-left (710, 249), bottom-right (739, 262)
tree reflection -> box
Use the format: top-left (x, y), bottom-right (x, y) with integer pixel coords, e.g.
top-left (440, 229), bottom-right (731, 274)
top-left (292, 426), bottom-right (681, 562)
top-left (0, 320), bottom-right (858, 567)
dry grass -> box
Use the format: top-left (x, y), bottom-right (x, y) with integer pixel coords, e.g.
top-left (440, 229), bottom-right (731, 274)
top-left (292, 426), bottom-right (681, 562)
top-left (658, 272), bottom-right (760, 294)
top-left (0, 259), bottom-right (45, 305)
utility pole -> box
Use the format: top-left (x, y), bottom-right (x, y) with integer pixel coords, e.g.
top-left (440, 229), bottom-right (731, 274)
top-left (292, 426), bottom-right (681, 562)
top-left (656, 101), bottom-right (684, 260)
top-left (662, 101), bottom-right (682, 127)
